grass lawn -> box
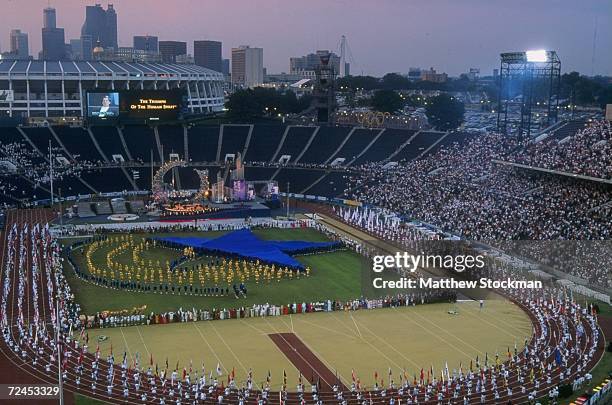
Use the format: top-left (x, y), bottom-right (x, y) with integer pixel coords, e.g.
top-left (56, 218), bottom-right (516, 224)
top-left (63, 227), bottom-right (374, 314)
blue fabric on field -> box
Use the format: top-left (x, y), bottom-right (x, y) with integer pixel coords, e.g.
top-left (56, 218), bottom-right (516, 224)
top-left (155, 229), bottom-right (340, 269)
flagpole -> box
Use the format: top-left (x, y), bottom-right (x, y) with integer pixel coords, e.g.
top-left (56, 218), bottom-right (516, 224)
top-left (56, 295), bottom-right (64, 405)
top-left (49, 140), bottom-right (54, 206)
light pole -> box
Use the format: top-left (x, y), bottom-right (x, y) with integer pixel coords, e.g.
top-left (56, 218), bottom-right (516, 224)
top-left (286, 182), bottom-right (290, 218)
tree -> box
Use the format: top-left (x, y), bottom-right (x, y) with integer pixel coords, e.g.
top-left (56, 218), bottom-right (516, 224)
top-left (225, 88), bottom-right (310, 120)
top-left (381, 73), bottom-right (412, 90)
top-left (370, 90), bottom-right (404, 113)
top-left (425, 94), bottom-right (465, 131)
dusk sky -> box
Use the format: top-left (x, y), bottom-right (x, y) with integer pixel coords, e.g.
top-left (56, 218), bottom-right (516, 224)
top-left (1, 0), bottom-right (610, 76)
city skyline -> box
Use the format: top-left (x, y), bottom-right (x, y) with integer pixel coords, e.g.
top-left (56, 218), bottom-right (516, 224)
top-left (0, 0), bottom-right (610, 76)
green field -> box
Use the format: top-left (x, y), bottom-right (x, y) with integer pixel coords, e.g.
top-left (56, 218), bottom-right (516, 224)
top-left (63, 227), bottom-right (374, 314)
top-left (81, 300), bottom-right (531, 392)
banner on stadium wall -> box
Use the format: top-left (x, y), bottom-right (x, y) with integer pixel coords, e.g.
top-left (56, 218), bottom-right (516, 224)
top-left (343, 199), bottom-right (362, 207)
top-left (606, 104), bottom-right (612, 121)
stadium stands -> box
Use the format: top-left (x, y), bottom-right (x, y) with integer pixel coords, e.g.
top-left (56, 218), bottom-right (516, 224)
top-left (122, 126), bottom-right (159, 162)
top-left (187, 125), bottom-right (219, 162)
top-left (272, 126), bottom-right (317, 163)
top-left (242, 125), bottom-right (286, 163)
top-left (219, 125), bottom-right (251, 160)
top-left (157, 125), bottom-right (185, 160)
top-left (298, 126), bottom-right (351, 164)
top-left (90, 126), bottom-right (126, 161)
top-left (53, 126), bottom-right (105, 163)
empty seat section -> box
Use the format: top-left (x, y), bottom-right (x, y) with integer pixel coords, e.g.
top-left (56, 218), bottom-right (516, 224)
top-left (80, 168), bottom-right (133, 193)
top-left (274, 169), bottom-right (324, 194)
top-left (299, 126), bottom-right (350, 164)
top-left (158, 125), bottom-right (185, 160)
top-left (91, 126), bottom-right (126, 160)
top-left (53, 175), bottom-right (93, 196)
top-left (188, 125), bottom-right (219, 162)
top-left (352, 129), bottom-right (415, 165)
top-left (273, 126), bottom-right (315, 163)
top-left (306, 171), bottom-right (349, 197)
top-left (219, 125), bottom-right (249, 158)
top-left (331, 128), bottom-right (378, 162)
top-left (244, 167), bottom-right (276, 182)
top-left (242, 125), bottom-right (285, 162)
top-left (22, 127), bottom-right (60, 153)
top-left (53, 126), bottom-right (103, 162)
top-left (123, 126), bottom-right (159, 162)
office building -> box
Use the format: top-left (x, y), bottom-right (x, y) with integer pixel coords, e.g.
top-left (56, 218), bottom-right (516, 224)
top-left (159, 41), bottom-right (187, 63)
top-left (9, 30), bottom-right (29, 60)
top-left (134, 35), bottom-right (158, 52)
top-left (231, 46), bottom-right (263, 88)
top-left (80, 4), bottom-right (118, 59)
top-left (290, 50), bottom-right (347, 78)
top-left (41, 7), bottom-right (65, 60)
top-left (222, 59), bottom-right (230, 75)
top-left (194, 40), bottom-right (222, 72)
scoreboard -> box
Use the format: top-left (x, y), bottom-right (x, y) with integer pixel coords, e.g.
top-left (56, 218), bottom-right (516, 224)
top-left (87, 90), bottom-right (186, 123)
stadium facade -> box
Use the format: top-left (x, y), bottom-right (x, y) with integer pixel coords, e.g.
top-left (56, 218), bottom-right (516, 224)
top-left (0, 60), bottom-right (225, 118)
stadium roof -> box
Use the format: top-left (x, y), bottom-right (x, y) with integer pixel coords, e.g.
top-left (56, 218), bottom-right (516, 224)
top-left (0, 60), bottom-right (224, 79)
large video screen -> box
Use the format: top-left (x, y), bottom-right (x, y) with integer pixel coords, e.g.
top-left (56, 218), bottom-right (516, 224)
top-left (87, 92), bottom-right (120, 118)
top-left (87, 90), bottom-right (185, 123)
top-left (120, 90), bottom-right (184, 122)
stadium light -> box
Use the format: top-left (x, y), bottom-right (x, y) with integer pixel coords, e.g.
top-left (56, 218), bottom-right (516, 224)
top-left (526, 49), bottom-right (548, 62)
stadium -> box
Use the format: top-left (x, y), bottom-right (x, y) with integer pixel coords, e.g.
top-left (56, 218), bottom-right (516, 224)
top-left (0, 60), bottom-right (225, 119)
top-left (0, 4), bottom-right (611, 405)
top-left (1, 112), bottom-right (610, 403)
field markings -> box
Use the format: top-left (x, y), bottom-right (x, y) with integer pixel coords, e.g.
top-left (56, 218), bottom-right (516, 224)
top-left (390, 307), bottom-right (475, 360)
top-left (328, 312), bottom-right (363, 337)
top-left (191, 322), bottom-right (228, 375)
top-left (118, 327), bottom-right (134, 365)
top-left (407, 308), bottom-right (486, 356)
top-left (135, 326), bottom-right (151, 358)
top-left (349, 313), bottom-right (420, 371)
top-left (263, 317), bottom-right (351, 387)
top-left (209, 322), bottom-right (249, 375)
top-left (349, 313), bottom-right (363, 339)
top-left (238, 318), bottom-right (269, 335)
top-left (459, 302), bottom-right (530, 339)
top-left (292, 317), bottom-right (357, 340)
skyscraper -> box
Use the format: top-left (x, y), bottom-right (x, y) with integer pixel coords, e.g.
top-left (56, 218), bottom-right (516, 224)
top-left (134, 35), bottom-right (158, 52)
top-left (159, 41), bottom-right (187, 63)
top-left (43, 7), bottom-right (57, 29)
top-left (80, 4), bottom-right (118, 59)
top-left (194, 40), bottom-right (222, 72)
top-left (10, 30), bottom-right (29, 60)
top-left (231, 46), bottom-right (263, 88)
top-left (222, 59), bottom-right (230, 76)
top-left (41, 7), bottom-right (65, 60)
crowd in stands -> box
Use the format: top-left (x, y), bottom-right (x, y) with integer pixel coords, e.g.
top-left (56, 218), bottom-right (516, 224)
top-left (507, 120), bottom-right (611, 180)
top-left (347, 131), bottom-right (612, 288)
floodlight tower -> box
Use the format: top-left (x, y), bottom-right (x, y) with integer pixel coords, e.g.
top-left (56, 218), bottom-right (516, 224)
top-left (497, 50), bottom-right (561, 140)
